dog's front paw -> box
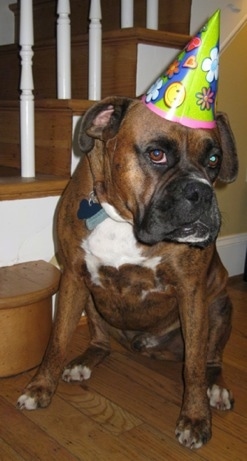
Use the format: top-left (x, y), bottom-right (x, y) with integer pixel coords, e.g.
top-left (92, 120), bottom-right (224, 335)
top-left (62, 365), bottom-right (92, 382)
top-left (17, 393), bottom-right (38, 410)
top-left (175, 416), bottom-right (211, 450)
top-left (17, 380), bottom-right (55, 410)
top-left (207, 384), bottom-right (234, 410)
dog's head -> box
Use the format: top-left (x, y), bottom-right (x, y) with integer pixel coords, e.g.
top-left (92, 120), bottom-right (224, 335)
top-left (78, 97), bottom-right (238, 248)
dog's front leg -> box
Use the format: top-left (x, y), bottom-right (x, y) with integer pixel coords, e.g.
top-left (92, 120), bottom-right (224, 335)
top-left (175, 280), bottom-right (211, 449)
top-left (62, 295), bottom-right (111, 382)
top-left (17, 270), bottom-right (88, 410)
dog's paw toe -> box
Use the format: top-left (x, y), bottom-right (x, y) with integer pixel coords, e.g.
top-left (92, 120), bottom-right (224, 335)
top-left (207, 384), bottom-right (234, 410)
top-left (17, 378), bottom-right (55, 410)
top-left (62, 365), bottom-right (92, 382)
top-left (17, 393), bottom-right (38, 410)
top-left (175, 417), bottom-right (211, 450)
top-left (175, 428), bottom-right (203, 449)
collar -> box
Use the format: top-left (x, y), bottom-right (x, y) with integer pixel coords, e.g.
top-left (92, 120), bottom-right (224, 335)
top-left (77, 193), bottom-right (108, 230)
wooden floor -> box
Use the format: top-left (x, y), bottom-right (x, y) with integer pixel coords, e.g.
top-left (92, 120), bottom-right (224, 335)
top-left (0, 276), bottom-right (246, 461)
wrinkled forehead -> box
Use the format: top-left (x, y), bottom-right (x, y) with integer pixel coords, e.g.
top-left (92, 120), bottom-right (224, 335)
top-left (121, 101), bottom-right (219, 148)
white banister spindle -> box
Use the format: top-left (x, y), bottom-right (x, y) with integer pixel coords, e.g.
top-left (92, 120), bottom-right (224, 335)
top-left (88, 0), bottom-right (102, 100)
top-left (19, 0), bottom-right (35, 178)
top-left (57, 0), bottom-right (71, 98)
top-left (121, 0), bottom-right (134, 28)
top-left (146, 0), bottom-right (159, 30)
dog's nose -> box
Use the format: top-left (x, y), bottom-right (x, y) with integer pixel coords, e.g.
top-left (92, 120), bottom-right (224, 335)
top-left (184, 181), bottom-right (212, 204)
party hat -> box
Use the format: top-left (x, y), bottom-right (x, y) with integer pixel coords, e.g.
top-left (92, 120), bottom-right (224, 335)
top-left (142, 10), bottom-right (220, 129)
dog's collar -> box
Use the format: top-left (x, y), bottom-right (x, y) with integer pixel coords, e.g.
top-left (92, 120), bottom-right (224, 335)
top-left (77, 192), bottom-right (108, 230)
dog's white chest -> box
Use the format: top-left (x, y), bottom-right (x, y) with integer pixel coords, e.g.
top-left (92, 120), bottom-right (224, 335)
top-left (82, 218), bottom-right (161, 285)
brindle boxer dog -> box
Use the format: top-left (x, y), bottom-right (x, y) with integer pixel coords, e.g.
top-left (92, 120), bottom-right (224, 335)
top-left (18, 97), bottom-right (238, 450)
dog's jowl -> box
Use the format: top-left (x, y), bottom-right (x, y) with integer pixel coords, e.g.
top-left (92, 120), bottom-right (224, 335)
top-left (17, 11), bottom-right (238, 451)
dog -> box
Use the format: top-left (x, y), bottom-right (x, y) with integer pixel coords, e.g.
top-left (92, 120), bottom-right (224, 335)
top-left (17, 96), bottom-right (238, 450)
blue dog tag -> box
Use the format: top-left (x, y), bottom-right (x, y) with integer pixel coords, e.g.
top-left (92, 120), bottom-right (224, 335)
top-left (77, 199), bottom-right (108, 230)
top-left (77, 199), bottom-right (102, 220)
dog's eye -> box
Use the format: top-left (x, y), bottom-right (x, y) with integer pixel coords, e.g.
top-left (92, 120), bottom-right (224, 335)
top-left (208, 154), bottom-right (220, 168)
top-left (149, 149), bottom-right (167, 164)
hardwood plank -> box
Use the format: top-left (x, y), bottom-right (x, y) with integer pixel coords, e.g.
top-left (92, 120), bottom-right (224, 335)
top-left (213, 411), bottom-right (247, 444)
top-left (122, 424), bottom-right (205, 461)
top-left (0, 437), bottom-right (25, 461)
top-left (83, 352), bottom-right (182, 437)
top-left (1, 374), bottom-right (149, 461)
top-left (20, 399), bottom-right (151, 461)
top-left (196, 424), bottom-right (247, 461)
top-left (57, 383), bottom-right (143, 435)
top-left (0, 396), bottom-right (79, 461)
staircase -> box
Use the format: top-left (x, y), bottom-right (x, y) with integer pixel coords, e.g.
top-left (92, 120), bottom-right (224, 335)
top-left (0, 98), bottom-right (92, 198)
top-left (0, 3), bottom-right (191, 201)
top-left (0, 0), bottom-right (191, 196)
top-left (1, 0), bottom-right (191, 101)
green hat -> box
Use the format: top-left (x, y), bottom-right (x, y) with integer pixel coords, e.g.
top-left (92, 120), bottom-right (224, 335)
top-left (142, 10), bottom-right (220, 129)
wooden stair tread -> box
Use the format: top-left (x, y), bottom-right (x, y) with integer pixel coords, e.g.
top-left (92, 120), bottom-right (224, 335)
top-left (29, 27), bottom-right (190, 49)
top-left (0, 99), bottom-right (95, 200)
top-left (0, 98), bottom-right (94, 112)
top-left (0, 174), bottom-right (70, 200)
top-left (0, 260), bottom-right (61, 309)
top-left (99, 27), bottom-right (191, 47)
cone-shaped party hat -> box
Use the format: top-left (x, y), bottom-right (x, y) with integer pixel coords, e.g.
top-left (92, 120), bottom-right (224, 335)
top-left (142, 10), bottom-right (220, 129)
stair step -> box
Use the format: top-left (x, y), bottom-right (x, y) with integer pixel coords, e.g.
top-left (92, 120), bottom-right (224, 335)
top-left (0, 260), bottom-right (60, 377)
top-left (0, 28), bottom-right (190, 100)
top-left (0, 99), bottom-right (93, 201)
top-left (0, 174), bottom-right (69, 200)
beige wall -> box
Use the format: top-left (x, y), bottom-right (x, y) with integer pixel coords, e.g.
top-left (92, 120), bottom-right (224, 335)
top-left (216, 23), bottom-right (247, 236)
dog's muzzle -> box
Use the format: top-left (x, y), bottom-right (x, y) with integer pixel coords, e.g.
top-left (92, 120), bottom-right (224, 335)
top-left (135, 177), bottom-right (221, 248)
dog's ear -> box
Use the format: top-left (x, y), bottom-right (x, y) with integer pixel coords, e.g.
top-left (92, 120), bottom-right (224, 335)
top-left (215, 112), bottom-right (238, 183)
top-left (78, 97), bottom-right (134, 153)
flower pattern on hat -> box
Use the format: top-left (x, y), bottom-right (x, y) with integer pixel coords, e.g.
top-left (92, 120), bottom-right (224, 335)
top-left (196, 87), bottom-right (215, 111)
top-left (202, 47), bottom-right (219, 83)
top-left (145, 78), bottom-right (163, 102)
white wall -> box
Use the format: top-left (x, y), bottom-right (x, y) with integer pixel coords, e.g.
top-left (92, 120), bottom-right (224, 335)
top-left (190, 0), bottom-right (247, 50)
top-left (0, 0), bottom-right (16, 45)
top-left (0, 197), bottom-right (60, 267)
top-left (136, 44), bottom-right (181, 95)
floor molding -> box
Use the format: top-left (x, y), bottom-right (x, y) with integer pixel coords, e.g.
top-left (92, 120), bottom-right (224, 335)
top-left (216, 233), bottom-right (247, 277)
